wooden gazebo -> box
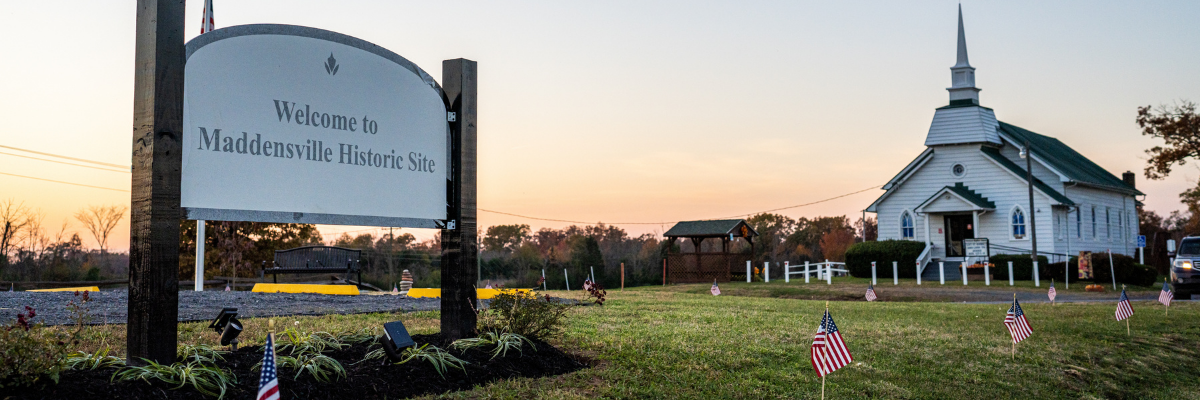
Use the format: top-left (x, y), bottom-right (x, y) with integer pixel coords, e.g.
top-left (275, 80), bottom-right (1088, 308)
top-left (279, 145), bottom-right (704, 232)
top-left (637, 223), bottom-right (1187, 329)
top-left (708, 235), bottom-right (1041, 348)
top-left (664, 219), bottom-right (757, 283)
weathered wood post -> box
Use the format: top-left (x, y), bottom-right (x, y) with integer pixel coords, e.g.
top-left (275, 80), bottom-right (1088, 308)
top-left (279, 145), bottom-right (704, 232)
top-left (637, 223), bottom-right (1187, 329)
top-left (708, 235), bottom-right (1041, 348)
top-left (440, 58), bottom-right (478, 341)
top-left (128, 0), bottom-right (184, 365)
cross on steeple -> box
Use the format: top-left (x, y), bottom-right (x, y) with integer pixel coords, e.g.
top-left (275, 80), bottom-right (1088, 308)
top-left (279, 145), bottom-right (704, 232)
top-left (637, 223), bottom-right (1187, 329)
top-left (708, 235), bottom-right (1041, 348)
top-left (948, 4), bottom-right (980, 105)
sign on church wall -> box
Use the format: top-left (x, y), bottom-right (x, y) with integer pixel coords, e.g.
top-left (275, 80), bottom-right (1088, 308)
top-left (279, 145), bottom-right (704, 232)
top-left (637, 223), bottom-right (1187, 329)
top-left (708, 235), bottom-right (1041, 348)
top-left (181, 24), bottom-right (448, 228)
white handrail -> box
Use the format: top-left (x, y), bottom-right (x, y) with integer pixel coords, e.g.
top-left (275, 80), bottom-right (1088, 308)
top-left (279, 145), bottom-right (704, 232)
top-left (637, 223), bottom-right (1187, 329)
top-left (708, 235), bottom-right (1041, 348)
top-left (916, 243), bottom-right (933, 276)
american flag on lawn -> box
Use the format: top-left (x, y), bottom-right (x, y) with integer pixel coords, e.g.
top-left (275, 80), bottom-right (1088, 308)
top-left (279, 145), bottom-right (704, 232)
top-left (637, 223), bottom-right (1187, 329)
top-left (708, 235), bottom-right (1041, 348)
top-left (811, 310), bottom-right (852, 377)
top-left (1048, 281), bottom-right (1056, 302)
top-left (711, 280), bottom-right (721, 296)
top-left (200, 0), bottom-right (215, 34)
top-left (1004, 297), bottom-right (1032, 343)
top-left (1115, 288), bottom-right (1134, 321)
top-left (1159, 279), bottom-right (1173, 307)
top-left (257, 333), bottom-right (280, 400)
top-left (865, 284), bottom-right (877, 302)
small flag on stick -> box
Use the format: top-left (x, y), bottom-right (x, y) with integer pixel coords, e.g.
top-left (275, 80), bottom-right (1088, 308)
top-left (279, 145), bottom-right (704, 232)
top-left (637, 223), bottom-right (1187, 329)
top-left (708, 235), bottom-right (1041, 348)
top-left (391, 283), bottom-right (398, 294)
top-left (865, 284), bottom-right (877, 302)
top-left (1004, 295), bottom-right (1032, 342)
top-left (1048, 280), bottom-right (1057, 304)
top-left (257, 333), bottom-right (280, 400)
top-left (812, 303), bottom-right (852, 400)
top-left (1116, 285), bottom-right (1134, 335)
top-left (711, 280), bottom-right (721, 296)
top-left (224, 284), bottom-right (231, 292)
top-left (1158, 278), bottom-right (1173, 315)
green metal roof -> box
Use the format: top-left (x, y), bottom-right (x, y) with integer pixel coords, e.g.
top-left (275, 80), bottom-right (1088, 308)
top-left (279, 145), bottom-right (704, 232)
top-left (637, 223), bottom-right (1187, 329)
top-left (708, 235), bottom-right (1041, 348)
top-left (916, 183), bottom-right (996, 211)
top-left (981, 147), bottom-right (1076, 206)
top-left (997, 122), bottom-right (1142, 195)
top-left (664, 219), bottom-right (757, 238)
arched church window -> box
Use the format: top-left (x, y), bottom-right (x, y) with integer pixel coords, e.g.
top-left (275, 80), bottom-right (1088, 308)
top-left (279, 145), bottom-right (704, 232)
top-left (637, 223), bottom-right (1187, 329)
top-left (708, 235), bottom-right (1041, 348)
top-left (1012, 207), bottom-right (1027, 239)
top-left (901, 212), bottom-right (915, 240)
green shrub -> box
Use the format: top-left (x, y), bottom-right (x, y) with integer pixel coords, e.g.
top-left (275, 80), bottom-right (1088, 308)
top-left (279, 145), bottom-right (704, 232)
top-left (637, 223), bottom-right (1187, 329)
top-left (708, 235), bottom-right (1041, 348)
top-left (990, 255), bottom-right (1049, 281)
top-left (845, 240), bottom-right (926, 278)
top-left (481, 290), bottom-right (570, 339)
top-left (1044, 254), bottom-right (1157, 287)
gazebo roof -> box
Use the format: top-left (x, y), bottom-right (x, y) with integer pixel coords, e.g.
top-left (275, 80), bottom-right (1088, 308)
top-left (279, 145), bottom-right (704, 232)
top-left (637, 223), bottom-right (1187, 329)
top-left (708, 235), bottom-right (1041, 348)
top-left (664, 219), bottom-right (758, 239)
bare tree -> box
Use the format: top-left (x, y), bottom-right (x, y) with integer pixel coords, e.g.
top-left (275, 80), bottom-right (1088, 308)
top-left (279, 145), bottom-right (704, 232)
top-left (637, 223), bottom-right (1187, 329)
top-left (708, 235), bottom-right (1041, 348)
top-left (74, 205), bottom-right (128, 254)
top-left (0, 199), bottom-right (31, 262)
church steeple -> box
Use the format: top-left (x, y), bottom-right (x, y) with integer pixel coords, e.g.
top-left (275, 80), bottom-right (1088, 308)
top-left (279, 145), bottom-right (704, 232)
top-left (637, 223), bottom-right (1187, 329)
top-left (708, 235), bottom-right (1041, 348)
top-left (947, 4), bottom-right (980, 105)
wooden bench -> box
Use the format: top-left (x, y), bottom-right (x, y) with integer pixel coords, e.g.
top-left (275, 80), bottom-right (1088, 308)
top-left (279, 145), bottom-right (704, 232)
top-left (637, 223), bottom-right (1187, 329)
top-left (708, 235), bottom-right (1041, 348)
top-left (262, 246), bottom-right (363, 287)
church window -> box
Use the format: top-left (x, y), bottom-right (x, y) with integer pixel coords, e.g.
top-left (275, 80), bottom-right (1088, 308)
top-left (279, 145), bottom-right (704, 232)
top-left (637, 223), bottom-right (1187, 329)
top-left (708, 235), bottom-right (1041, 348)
top-left (901, 211), bottom-right (915, 240)
top-left (951, 163), bottom-right (966, 177)
top-left (1091, 206), bottom-right (1097, 240)
top-left (1012, 207), bottom-right (1027, 240)
top-left (1106, 207), bottom-right (1112, 240)
top-left (1080, 206), bottom-right (1089, 237)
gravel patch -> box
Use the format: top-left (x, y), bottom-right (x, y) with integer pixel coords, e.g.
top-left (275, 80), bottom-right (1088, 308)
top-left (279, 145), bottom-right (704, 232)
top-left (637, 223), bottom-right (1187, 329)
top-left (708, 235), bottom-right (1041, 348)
top-left (0, 289), bottom-right (441, 326)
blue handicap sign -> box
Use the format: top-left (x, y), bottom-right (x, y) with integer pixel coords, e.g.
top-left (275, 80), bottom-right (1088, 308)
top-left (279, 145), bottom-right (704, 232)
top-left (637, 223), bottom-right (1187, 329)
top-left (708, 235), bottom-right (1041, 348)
top-left (1137, 235), bottom-right (1146, 248)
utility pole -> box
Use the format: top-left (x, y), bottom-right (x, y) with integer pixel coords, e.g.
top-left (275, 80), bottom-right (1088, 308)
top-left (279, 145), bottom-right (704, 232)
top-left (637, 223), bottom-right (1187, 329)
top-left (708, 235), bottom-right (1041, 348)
top-left (1023, 141), bottom-right (1039, 265)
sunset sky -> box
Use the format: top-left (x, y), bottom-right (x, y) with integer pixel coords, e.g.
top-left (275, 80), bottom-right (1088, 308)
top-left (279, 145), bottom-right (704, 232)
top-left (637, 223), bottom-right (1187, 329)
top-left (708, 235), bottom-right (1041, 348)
top-left (2, 1), bottom-right (1198, 252)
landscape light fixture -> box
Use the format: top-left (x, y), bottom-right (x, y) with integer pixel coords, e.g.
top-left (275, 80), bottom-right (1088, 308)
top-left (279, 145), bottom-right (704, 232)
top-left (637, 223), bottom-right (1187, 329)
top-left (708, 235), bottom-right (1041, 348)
top-left (381, 321), bottom-right (416, 363)
top-left (208, 308), bottom-right (243, 350)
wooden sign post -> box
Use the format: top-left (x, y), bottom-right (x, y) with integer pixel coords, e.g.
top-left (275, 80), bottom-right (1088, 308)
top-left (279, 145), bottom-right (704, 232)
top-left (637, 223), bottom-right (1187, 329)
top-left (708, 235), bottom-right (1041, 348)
top-left (440, 59), bottom-right (479, 341)
top-left (128, 0), bottom-right (184, 365)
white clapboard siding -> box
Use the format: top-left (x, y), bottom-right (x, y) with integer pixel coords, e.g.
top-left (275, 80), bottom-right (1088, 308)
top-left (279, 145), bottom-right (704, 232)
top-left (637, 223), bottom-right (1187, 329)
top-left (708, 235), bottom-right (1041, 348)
top-left (925, 106), bottom-right (1001, 146)
top-left (1057, 184), bottom-right (1140, 257)
top-left (876, 144), bottom-right (1058, 259)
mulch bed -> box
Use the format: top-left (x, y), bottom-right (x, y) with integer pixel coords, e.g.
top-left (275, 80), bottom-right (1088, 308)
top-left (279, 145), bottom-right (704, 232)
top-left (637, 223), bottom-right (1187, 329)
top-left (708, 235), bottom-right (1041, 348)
top-left (6, 334), bottom-right (587, 399)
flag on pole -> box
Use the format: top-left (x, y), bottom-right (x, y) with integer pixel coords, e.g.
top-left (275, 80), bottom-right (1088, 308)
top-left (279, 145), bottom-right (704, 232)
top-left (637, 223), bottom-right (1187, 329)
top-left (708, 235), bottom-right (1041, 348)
top-left (200, 0), bottom-right (215, 34)
top-left (224, 284), bottom-right (231, 292)
top-left (1158, 280), bottom-right (1173, 307)
top-left (1115, 288), bottom-right (1134, 321)
top-left (811, 310), bottom-right (853, 377)
top-left (711, 280), bottom-right (721, 296)
top-left (1048, 281), bottom-right (1057, 302)
top-left (391, 283), bottom-right (398, 294)
top-left (257, 333), bottom-right (280, 400)
top-left (1003, 297), bottom-right (1032, 343)
top-left (865, 284), bottom-right (877, 302)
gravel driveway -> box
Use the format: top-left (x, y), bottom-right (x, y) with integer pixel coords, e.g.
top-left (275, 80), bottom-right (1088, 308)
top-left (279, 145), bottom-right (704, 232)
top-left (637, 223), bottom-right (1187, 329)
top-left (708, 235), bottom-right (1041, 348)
top-left (0, 290), bottom-right (441, 326)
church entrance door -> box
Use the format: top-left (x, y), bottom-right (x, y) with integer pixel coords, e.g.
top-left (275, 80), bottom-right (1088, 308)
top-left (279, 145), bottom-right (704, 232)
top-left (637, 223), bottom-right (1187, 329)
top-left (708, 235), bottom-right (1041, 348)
top-left (944, 214), bottom-right (974, 258)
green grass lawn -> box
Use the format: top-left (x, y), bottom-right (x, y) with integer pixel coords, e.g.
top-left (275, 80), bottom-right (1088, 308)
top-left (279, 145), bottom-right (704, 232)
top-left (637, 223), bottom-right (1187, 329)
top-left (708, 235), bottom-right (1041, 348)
top-left (69, 286), bottom-right (1200, 399)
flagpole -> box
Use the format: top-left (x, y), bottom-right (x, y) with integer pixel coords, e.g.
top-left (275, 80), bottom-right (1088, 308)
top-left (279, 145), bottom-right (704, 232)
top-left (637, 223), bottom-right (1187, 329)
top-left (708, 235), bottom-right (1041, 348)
top-left (1011, 293), bottom-right (1016, 359)
top-left (1051, 279), bottom-right (1055, 306)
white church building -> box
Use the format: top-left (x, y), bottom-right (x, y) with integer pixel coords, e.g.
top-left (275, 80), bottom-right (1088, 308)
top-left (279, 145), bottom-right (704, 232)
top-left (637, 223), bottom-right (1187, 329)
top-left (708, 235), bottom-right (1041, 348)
top-left (865, 7), bottom-right (1143, 276)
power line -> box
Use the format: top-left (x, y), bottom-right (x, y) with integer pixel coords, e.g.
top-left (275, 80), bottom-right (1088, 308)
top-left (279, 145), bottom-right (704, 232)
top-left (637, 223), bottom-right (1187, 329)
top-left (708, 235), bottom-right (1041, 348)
top-left (0, 151), bottom-right (130, 173)
top-left (1, 159), bottom-right (884, 226)
top-left (0, 171), bottom-right (130, 192)
top-left (0, 145), bottom-right (129, 169)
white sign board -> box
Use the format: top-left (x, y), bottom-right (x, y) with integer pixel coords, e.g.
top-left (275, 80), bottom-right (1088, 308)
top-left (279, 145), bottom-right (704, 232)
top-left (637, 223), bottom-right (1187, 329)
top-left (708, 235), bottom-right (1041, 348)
top-left (182, 25), bottom-right (448, 228)
top-left (963, 238), bottom-right (989, 258)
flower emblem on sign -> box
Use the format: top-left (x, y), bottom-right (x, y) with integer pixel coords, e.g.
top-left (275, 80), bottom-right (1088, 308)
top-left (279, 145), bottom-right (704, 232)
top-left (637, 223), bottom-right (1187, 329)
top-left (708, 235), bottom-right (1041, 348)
top-left (324, 53), bottom-right (339, 75)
